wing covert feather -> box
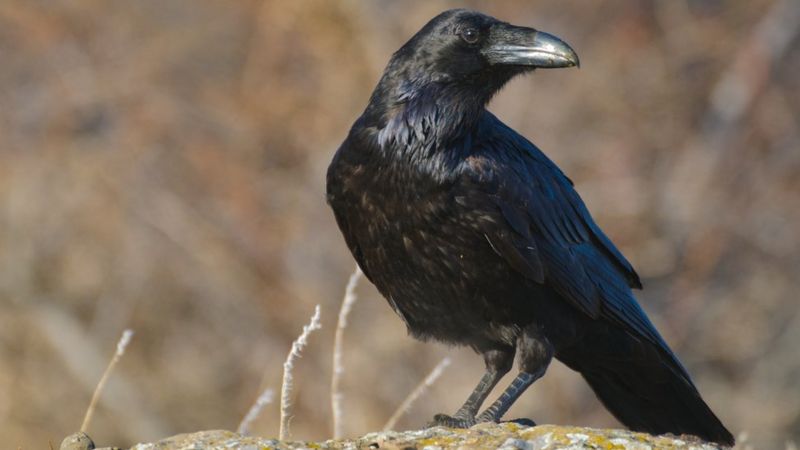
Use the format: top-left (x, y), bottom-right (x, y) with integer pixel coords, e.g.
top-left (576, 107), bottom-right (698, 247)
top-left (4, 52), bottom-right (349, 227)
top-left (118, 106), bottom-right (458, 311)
top-left (462, 116), bottom-right (675, 358)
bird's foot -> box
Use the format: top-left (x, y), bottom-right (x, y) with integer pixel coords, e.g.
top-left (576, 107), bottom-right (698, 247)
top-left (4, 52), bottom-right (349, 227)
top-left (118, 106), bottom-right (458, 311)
top-left (428, 413), bottom-right (477, 428)
top-left (428, 413), bottom-right (535, 429)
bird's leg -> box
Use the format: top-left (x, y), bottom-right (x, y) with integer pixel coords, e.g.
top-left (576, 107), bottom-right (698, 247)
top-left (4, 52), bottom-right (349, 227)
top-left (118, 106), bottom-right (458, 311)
top-left (429, 346), bottom-right (514, 428)
top-left (476, 328), bottom-right (553, 423)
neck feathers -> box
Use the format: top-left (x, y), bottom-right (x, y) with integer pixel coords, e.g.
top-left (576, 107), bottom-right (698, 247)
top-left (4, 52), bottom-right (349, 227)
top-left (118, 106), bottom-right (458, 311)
top-left (376, 81), bottom-right (484, 155)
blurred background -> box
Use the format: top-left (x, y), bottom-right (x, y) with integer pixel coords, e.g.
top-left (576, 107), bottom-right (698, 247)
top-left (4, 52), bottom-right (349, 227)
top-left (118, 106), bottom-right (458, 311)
top-left (1, 0), bottom-right (798, 448)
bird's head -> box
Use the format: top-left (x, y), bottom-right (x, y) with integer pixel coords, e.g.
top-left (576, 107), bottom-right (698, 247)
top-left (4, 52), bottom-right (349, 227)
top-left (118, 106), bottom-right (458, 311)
top-left (365, 9), bottom-right (579, 152)
top-left (378, 9), bottom-right (579, 105)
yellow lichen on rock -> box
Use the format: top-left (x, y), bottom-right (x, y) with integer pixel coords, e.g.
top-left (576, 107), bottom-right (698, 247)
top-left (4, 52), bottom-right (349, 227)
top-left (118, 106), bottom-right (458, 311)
top-left (66, 423), bottom-right (726, 449)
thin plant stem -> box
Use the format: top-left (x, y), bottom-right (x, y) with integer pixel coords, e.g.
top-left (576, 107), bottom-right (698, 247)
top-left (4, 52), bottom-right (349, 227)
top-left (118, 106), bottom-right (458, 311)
top-left (279, 305), bottom-right (322, 440)
top-left (383, 357), bottom-right (451, 431)
top-left (80, 329), bottom-right (134, 433)
top-left (331, 265), bottom-right (362, 439)
top-left (237, 388), bottom-right (274, 435)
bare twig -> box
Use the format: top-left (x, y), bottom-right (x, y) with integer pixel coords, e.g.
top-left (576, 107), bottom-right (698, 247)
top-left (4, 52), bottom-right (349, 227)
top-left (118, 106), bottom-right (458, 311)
top-left (280, 305), bottom-right (322, 440)
top-left (80, 329), bottom-right (134, 433)
top-left (383, 357), bottom-right (451, 431)
top-left (35, 306), bottom-right (165, 439)
top-left (331, 265), bottom-right (362, 439)
top-left (237, 387), bottom-right (274, 436)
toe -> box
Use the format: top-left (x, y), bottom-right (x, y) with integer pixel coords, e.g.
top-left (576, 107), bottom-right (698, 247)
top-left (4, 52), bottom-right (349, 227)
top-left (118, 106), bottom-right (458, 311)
top-left (428, 413), bottom-right (476, 428)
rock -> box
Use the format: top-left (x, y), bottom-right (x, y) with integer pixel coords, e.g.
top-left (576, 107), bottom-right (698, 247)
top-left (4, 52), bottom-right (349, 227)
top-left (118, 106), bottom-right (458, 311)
top-left (111, 423), bottom-right (726, 449)
top-left (60, 432), bottom-right (95, 450)
top-left (59, 431), bottom-right (122, 450)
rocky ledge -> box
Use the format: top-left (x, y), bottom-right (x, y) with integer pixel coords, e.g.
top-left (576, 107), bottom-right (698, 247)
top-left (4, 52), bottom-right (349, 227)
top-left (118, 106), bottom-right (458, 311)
top-left (61, 423), bottom-right (727, 450)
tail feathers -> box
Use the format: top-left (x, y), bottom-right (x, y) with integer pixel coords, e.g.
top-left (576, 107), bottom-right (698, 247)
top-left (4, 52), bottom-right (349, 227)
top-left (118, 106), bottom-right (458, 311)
top-left (558, 328), bottom-right (734, 446)
top-left (581, 368), bottom-right (734, 446)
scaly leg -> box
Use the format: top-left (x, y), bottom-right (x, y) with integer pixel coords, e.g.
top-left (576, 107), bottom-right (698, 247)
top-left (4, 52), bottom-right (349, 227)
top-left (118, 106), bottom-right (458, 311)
top-left (476, 327), bottom-right (553, 423)
top-left (429, 346), bottom-right (514, 428)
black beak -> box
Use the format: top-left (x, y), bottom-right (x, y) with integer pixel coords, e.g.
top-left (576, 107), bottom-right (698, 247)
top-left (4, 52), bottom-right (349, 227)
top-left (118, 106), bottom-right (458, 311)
top-left (483, 25), bottom-right (579, 69)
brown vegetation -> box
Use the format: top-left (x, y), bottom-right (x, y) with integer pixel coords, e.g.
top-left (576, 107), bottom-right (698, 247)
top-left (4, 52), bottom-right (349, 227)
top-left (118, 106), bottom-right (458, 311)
top-left (1, 1), bottom-right (798, 449)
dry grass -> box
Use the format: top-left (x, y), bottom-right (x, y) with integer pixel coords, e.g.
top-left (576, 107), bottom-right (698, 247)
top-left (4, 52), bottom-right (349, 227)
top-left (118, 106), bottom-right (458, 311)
top-left (80, 329), bottom-right (133, 434)
top-left (280, 305), bottom-right (322, 440)
top-left (331, 266), bottom-right (362, 439)
top-left (383, 357), bottom-right (452, 432)
top-left (1, 1), bottom-right (799, 449)
top-left (237, 388), bottom-right (274, 436)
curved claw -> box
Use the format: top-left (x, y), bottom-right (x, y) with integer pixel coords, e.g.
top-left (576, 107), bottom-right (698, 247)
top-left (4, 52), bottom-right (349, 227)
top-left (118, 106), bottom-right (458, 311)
top-left (503, 417), bottom-right (537, 427)
top-left (428, 413), bottom-right (477, 428)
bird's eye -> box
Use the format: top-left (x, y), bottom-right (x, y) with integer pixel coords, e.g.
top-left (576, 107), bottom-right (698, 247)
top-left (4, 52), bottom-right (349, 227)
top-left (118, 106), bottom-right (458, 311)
top-left (460, 27), bottom-right (479, 44)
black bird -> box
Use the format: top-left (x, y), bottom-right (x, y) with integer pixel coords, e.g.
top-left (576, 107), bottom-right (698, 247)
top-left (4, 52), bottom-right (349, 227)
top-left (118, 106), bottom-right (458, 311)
top-left (326, 9), bottom-right (733, 446)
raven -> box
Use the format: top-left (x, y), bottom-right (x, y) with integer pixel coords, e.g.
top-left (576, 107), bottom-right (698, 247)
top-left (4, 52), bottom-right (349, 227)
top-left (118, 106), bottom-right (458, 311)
top-left (326, 9), bottom-right (733, 446)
